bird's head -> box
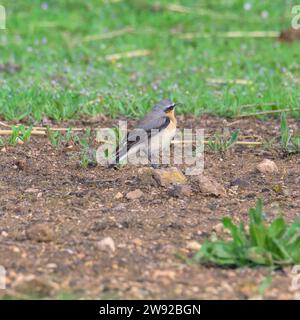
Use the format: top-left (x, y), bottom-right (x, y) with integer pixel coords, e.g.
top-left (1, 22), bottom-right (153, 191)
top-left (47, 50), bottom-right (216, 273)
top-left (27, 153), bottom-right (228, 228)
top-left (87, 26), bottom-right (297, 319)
top-left (154, 99), bottom-right (177, 114)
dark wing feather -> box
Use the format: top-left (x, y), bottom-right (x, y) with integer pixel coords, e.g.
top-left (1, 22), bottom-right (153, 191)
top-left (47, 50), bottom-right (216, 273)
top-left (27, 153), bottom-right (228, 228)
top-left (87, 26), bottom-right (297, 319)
top-left (114, 112), bottom-right (169, 163)
top-left (136, 112), bottom-right (169, 133)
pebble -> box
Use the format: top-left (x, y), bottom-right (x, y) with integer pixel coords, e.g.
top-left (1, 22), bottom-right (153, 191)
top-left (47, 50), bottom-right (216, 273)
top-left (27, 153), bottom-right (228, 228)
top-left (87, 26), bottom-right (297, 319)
top-left (97, 236), bottom-right (116, 253)
top-left (126, 189), bottom-right (144, 200)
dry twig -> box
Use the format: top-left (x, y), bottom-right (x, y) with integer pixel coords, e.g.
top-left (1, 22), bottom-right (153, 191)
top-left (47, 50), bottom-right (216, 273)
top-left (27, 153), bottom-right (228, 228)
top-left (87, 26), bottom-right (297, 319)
top-left (177, 31), bottom-right (279, 40)
top-left (104, 49), bottom-right (152, 62)
top-left (238, 108), bottom-right (300, 117)
top-left (83, 27), bottom-right (134, 42)
top-left (206, 78), bottom-right (253, 85)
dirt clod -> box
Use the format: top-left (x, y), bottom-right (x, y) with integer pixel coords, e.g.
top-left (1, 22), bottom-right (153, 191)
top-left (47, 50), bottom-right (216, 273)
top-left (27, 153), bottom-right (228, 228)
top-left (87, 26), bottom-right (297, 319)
top-left (126, 189), bottom-right (144, 200)
top-left (15, 160), bottom-right (27, 171)
top-left (153, 167), bottom-right (187, 187)
top-left (168, 184), bottom-right (193, 197)
top-left (256, 159), bottom-right (279, 174)
top-left (138, 167), bottom-right (157, 186)
top-left (278, 28), bottom-right (300, 43)
top-left (26, 223), bottom-right (54, 242)
top-left (230, 178), bottom-right (251, 189)
top-left (195, 175), bottom-right (226, 197)
top-left (13, 275), bottom-right (57, 297)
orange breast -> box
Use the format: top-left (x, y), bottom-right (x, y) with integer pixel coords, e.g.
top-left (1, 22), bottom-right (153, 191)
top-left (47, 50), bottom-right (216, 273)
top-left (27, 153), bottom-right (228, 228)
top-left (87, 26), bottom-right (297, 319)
top-left (165, 110), bottom-right (177, 130)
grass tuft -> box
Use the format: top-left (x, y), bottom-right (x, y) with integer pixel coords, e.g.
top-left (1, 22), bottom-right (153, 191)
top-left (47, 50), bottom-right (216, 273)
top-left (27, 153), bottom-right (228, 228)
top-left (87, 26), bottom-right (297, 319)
top-left (0, 1), bottom-right (299, 121)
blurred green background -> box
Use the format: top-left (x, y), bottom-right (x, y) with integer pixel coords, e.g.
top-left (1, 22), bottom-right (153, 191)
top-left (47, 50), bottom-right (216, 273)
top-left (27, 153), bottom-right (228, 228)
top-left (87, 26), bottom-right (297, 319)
top-left (0, 0), bottom-right (299, 121)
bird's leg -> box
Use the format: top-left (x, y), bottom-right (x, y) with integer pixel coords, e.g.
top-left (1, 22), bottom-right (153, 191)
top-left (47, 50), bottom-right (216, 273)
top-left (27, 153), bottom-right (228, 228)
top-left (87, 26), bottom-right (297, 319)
top-left (148, 153), bottom-right (159, 169)
top-left (148, 150), bottom-right (161, 169)
top-left (160, 147), bottom-right (172, 168)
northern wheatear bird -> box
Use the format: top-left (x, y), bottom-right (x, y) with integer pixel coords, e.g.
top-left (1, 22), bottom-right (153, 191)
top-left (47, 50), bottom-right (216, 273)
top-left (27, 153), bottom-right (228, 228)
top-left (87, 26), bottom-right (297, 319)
top-left (112, 99), bottom-right (177, 166)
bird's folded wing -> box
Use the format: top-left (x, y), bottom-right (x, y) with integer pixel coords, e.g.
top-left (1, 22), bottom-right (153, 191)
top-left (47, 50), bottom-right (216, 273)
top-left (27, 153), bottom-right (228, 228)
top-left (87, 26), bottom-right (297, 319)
top-left (114, 115), bottom-right (170, 163)
top-left (136, 113), bottom-right (170, 133)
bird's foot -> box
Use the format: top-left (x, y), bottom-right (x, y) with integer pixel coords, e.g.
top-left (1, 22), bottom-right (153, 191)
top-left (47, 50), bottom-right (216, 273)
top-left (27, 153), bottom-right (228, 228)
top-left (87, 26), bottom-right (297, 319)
top-left (150, 163), bottom-right (170, 169)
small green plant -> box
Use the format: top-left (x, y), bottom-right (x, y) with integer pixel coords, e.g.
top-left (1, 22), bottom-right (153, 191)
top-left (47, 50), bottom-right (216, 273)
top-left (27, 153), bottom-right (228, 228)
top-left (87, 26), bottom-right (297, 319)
top-left (280, 113), bottom-right (300, 154)
top-left (258, 275), bottom-right (273, 296)
top-left (47, 129), bottom-right (63, 146)
top-left (65, 128), bottom-right (73, 143)
top-left (0, 137), bottom-right (4, 146)
top-left (73, 135), bottom-right (88, 148)
top-left (9, 126), bottom-right (20, 145)
top-left (207, 129), bottom-right (239, 152)
top-left (195, 199), bottom-right (300, 268)
top-left (79, 148), bottom-right (97, 168)
top-left (72, 129), bottom-right (93, 148)
top-left (8, 125), bottom-right (32, 145)
top-left (262, 137), bottom-right (276, 150)
top-left (21, 125), bottom-right (33, 143)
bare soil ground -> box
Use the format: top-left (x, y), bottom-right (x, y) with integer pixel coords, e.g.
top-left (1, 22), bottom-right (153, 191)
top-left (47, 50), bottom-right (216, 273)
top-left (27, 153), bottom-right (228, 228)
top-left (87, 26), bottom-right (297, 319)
top-left (0, 115), bottom-right (299, 299)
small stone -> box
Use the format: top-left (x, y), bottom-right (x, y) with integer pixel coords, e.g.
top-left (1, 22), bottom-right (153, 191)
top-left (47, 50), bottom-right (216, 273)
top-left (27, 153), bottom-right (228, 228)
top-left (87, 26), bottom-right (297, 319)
top-left (153, 167), bottom-right (187, 187)
top-left (213, 223), bottom-right (224, 233)
top-left (46, 263), bottom-right (57, 269)
top-left (256, 159), bottom-right (279, 174)
top-left (187, 241), bottom-right (201, 251)
top-left (97, 236), bottom-right (115, 253)
top-left (1, 231), bottom-right (8, 237)
top-left (26, 223), bottom-right (54, 242)
top-left (1, 147), bottom-right (6, 152)
top-left (230, 178), bottom-right (251, 188)
top-left (126, 189), bottom-right (144, 200)
top-left (25, 188), bottom-right (39, 193)
top-left (153, 270), bottom-right (176, 280)
top-left (196, 175), bottom-right (226, 197)
top-left (168, 184), bottom-right (193, 197)
top-left (114, 192), bottom-right (123, 199)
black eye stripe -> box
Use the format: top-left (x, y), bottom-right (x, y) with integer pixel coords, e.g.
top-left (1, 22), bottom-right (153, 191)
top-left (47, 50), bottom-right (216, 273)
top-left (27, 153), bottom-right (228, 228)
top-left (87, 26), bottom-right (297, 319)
top-left (165, 105), bottom-right (175, 112)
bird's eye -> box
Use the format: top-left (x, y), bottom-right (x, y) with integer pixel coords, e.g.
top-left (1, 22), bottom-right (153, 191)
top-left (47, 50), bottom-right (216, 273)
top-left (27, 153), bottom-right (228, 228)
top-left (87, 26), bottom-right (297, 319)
top-left (165, 105), bottom-right (174, 112)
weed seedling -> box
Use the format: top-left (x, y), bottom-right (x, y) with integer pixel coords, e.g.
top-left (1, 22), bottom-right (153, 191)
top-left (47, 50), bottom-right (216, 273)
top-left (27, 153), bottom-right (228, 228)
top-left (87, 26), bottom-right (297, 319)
top-left (207, 129), bottom-right (239, 152)
top-left (280, 113), bottom-right (300, 154)
top-left (195, 199), bottom-right (300, 267)
top-left (47, 129), bottom-right (63, 146)
top-left (8, 125), bottom-right (32, 145)
top-left (79, 148), bottom-right (97, 168)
